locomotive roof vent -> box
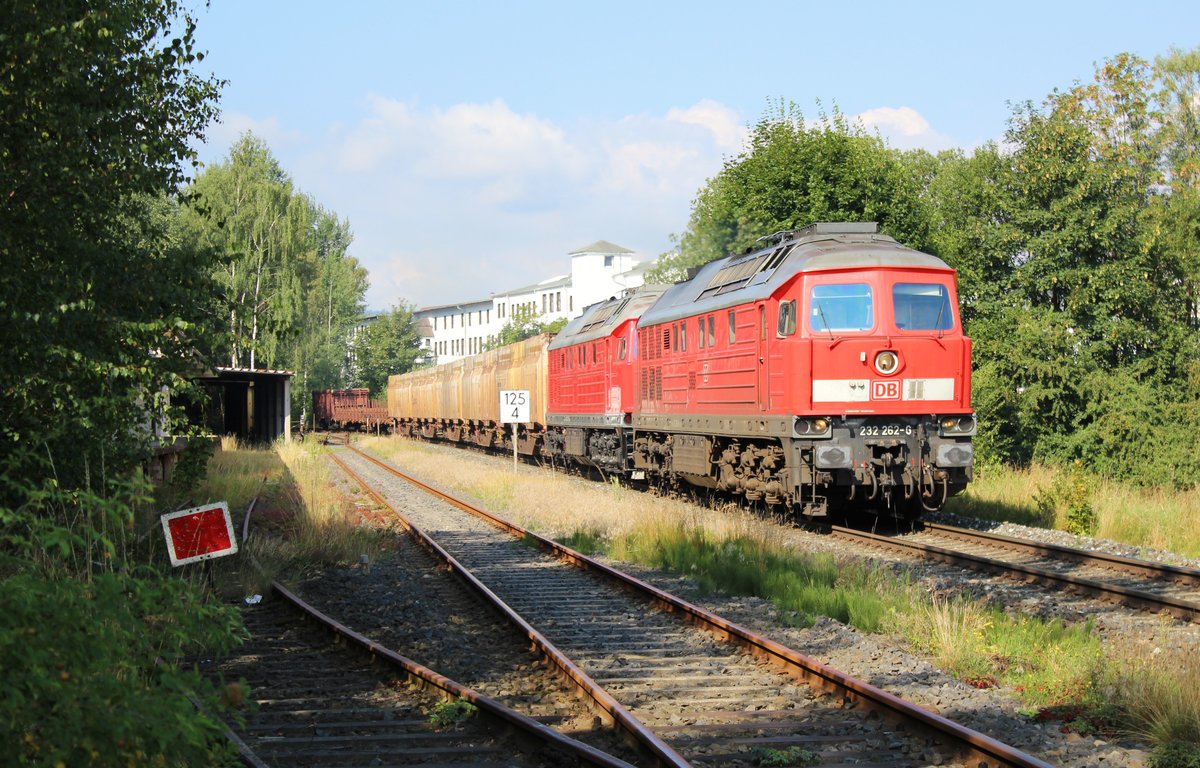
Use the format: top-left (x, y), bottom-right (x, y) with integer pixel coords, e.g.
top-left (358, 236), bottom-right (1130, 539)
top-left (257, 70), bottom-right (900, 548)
top-left (797, 221), bottom-right (880, 237)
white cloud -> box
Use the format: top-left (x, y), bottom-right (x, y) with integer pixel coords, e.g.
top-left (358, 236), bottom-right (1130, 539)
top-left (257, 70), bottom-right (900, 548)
top-left (854, 106), bottom-right (957, 152)
top-left (666, 99), bottom-right (747, 152)
top-left (201, 97), bottom-right (962, 310)
top-left (203, 112), bottom-right (303, 162)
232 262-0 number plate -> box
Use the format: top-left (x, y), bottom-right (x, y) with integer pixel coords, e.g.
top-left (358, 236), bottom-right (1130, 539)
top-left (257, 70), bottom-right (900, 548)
top-left (859, 424), bottom-right (914, 437)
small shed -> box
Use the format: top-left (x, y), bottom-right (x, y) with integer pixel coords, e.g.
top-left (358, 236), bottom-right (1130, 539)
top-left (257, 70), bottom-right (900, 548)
top-left (196, 367), bottom-right (294, 444)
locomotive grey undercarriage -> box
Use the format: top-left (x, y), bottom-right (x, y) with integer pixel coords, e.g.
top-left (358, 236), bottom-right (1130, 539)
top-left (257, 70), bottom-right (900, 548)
top-left (545, 413), bottom-right (975, 520)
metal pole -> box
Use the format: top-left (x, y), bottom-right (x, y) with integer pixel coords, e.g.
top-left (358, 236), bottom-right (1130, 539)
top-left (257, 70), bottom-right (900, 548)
top-left (513, 425), bottom-right (519, 473)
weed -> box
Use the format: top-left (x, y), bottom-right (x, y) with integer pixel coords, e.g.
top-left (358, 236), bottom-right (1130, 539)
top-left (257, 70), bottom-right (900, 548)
top-left (751, 745), bottom-right (819, 766)
top-left (1150, 741), bottom-right (1200, 768)
top-left (428, 697), bottom-right (477, 728)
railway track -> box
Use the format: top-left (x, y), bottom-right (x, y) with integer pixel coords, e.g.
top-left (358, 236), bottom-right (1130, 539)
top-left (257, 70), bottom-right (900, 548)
top-left (830, 522), bottom-right (1200, 622)
top-left (200, 585), bottom-right (636, 767)
top-left (331, 442), bottom-right (1056, 768)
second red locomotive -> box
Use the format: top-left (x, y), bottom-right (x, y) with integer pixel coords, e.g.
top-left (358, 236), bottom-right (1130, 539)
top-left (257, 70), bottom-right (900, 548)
top-left (391, 222), bottom-right (975, 521)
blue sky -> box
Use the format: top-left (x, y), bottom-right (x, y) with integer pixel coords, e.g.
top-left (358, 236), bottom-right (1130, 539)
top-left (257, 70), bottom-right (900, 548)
top-left (191, 1), bottom-right (1198, 310)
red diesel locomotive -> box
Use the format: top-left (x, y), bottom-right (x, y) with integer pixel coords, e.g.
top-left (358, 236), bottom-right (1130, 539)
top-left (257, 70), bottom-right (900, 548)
top-left (544, 222), bottom-right (974, 519)
top-left (389, 222), bottom-right (974, 520)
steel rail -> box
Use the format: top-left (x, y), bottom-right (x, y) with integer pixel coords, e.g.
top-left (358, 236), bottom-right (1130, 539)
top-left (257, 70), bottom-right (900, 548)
top-left (269, 580), bottom-right (640, 768)
top-left (344, 443), bottom-right (1057, 768)
top-left (327, 451), bottom-right (688, 768)
top-left (833, 525), bottom-right (1200, 623)
top-left (923, 522), bottom-right (1200, 585)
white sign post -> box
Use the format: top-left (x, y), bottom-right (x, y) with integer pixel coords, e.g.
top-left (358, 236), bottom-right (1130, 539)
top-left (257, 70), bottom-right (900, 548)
top-left (499, 389), bottom-right (529, 472)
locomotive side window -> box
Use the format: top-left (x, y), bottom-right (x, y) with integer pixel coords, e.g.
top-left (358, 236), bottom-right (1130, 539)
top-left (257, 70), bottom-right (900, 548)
top-left (698, 318), bottom-right (706, 349)
top-left (618, 336), bottom-right (627, 360)
top-left (810, 284), bottom-right (873, 332)
top-left (893, 283), bottom-right (953, 330)
top-left (672, 323), bottom-right (678, 352)
top-left (707, 315), bottom-right (716, 347)
top-left (681, 322), bottom-right (688, 352)
top-left (728, 310), bottom-right (737, 344)
top-left (777, 300), bottom-right (797, 336)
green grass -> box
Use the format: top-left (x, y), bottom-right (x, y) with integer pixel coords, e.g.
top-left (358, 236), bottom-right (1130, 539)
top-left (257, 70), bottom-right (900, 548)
top-left (609, 527), bottom-right (902, 631)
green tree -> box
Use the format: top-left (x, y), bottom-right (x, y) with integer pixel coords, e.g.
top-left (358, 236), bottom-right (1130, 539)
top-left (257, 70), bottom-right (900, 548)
top-left (0, 0), bottom-right (245, 762)
top-left (1154, 46), bottom-right (1200, 329)
top-left (353, 305), bottom-right (422, 396)
top-left (653, 100), bottom-right (933, 283)
top-left (487, 304), bottom-right (566, 349)
top-left (946, 53), bottom-right (1200, 483)
top-left (180, 134), bottom-right (369, 415)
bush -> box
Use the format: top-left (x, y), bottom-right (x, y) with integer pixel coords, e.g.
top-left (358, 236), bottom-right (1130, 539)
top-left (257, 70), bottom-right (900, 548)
top-left (0, 567), bottom-right (246, 766)
top-left (1035, 463), bottom-right (1098, 536)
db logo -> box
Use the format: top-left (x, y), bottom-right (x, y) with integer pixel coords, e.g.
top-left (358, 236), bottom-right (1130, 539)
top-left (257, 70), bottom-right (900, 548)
top-left (872, 380), bottom-right (901, 400)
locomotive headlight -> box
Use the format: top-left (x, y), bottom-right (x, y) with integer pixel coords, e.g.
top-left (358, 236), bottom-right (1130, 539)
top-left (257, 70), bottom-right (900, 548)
top-left (874, 350), bottom-right (899, 375)
top-left (794, 417), bottom-right (832, 438)
top-left (939, 415), bottom-right (977, 436)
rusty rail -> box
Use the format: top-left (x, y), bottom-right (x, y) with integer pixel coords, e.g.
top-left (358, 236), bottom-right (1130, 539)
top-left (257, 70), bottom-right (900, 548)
top-left (327, 451), bottom-right (688, 768)
top-left (833, 525), bottom-right (1200, 623)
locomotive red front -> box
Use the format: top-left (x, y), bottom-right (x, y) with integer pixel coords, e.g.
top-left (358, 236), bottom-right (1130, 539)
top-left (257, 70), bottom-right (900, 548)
top-left (547, 222), bottom-right (974, 520)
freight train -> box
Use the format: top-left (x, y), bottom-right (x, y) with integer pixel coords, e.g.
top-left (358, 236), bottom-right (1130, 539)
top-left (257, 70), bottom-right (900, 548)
top-left (312, 388), bottom-right (390, 431)
top-left (386, 223), bottom-right (975, 521)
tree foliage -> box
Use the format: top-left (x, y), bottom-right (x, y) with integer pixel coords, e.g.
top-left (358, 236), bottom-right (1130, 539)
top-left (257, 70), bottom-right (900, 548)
top-left (0, 0), bottom-right (246, 762)
top-left (179, 133), bottom-right (369, 407)
top-left (1, 0), bottom-right (225, 499)
top-left (933, 53), bottom-right (1200, 483)
top-left (351, 305), bottom-right (423, 396)
top-left (487, 304), bottom-right (567, 349)
top-left (648, 101), bottom-right (932, 283)
top-left (671, 61), bottom-right (1200, 487)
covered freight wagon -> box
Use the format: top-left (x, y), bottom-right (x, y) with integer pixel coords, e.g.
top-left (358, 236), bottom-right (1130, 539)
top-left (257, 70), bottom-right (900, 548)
top-left (387, 334), bottom-right (550, 454)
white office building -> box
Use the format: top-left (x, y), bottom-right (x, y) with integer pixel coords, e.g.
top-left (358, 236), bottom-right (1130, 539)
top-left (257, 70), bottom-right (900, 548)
top-left (416, 240), bottom-right (648, 364)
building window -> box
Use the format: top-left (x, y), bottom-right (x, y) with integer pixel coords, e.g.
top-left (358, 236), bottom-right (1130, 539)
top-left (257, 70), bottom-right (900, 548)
top-left (604, 255), bottom-right (613, 267)
top-left (556, 292), bottom-right (561, 312)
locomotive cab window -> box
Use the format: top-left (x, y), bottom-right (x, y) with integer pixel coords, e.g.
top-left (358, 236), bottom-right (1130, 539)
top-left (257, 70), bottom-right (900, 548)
top-left (777, 300), bottom-right (797, 336)
top-left (618, 336), bottom-right (627, 360)
top-left (810, 283), bottom-right (873, 332)
top-left (893, 283), bottom-right (953, 330)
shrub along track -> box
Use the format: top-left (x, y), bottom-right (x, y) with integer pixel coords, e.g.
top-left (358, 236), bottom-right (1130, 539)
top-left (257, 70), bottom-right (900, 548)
top-left (331, 442), bottom-right (1056, 768)
top-left (830, 522), bottom-right (1200, 623)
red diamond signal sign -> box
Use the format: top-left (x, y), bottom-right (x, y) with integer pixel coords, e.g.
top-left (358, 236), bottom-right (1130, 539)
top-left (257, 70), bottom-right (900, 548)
top-left (161, 502), bottom-right (238, 566)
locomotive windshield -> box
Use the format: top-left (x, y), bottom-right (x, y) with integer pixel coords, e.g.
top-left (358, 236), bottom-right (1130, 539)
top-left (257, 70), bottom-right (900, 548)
top-left (810, 283), bottom-right (873, 332)
top-left (893, 283), bottom-right (953, 330)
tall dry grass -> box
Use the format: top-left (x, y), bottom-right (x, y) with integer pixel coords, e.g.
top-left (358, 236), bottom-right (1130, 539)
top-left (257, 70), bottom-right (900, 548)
top-left (947, 464), bottom-right (1200, 559)
top-left (273, 440), bottom-right (383, 571)
top-left (183, 439), bottom-right (383, 593)
top-left (1107, 642), bottom-right (1200, 750)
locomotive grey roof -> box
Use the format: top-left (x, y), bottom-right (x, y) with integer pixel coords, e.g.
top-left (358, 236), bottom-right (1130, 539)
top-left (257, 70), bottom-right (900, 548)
top-left (548, 285), bottom-right (669, 349)
top-left (637, 222), bottom-right (953, 328)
